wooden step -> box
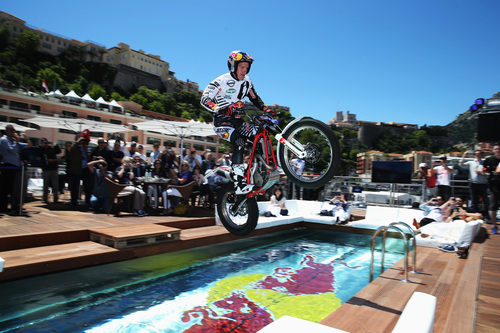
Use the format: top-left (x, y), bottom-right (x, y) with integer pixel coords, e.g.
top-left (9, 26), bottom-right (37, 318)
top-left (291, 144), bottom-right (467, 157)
top-left (90, 224), bottom-right (181, 249)
top-left (0, 241), bottom-right (123, 281)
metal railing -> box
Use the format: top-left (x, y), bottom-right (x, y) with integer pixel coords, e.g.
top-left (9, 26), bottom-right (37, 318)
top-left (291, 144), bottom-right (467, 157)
top-left (369, 222), bottom-right (416, 283)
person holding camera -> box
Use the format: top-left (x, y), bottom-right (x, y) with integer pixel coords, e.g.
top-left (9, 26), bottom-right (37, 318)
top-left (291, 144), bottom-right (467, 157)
top-left (460, 149), bottom-right (488, 217)
top-left (184, 148), bottom-right (201, 170)
top-left (87, 158), bottom-right (111, 213)
top-left (114, 156), bottom-right (147, 217)
top-left (39, 138), bottom-right (61, 204)
top-left (433, 156), bottom-right (453, 201)
top-left (414, 196), bottom-right (455, 228)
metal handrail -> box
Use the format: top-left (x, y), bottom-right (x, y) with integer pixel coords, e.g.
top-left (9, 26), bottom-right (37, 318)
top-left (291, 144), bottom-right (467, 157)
top-left (370, 225), bottom-right (411, 282)
top-left (389, 222), bottom-right (417, 273)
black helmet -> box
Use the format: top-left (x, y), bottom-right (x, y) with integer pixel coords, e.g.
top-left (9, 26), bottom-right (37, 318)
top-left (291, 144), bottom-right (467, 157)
top-left (227, 50), bottom-right (253, 76)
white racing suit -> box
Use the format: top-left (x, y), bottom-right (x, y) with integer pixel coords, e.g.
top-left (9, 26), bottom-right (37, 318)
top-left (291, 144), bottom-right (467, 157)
top-left (201, 72), bottom-right (268, 193)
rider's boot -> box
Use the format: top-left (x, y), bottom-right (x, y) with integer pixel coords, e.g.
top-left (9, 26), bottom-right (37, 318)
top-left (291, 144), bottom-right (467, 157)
top-left (231, 164), bottom-right (255, 195)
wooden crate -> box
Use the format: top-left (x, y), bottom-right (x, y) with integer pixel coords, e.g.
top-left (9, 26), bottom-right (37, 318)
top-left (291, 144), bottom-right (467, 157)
top-left (90, 224), bottom-right (181, 249)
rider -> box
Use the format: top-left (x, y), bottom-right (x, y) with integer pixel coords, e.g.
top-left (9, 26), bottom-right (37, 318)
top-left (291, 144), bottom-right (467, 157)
top-left (201, 50), bottom-right (276, 194)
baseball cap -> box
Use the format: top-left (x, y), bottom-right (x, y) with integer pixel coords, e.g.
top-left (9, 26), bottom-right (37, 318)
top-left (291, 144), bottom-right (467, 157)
top-left (40, 138), bottom-right (49, 143)
top-left (419, 162), bottom-right (428, 168)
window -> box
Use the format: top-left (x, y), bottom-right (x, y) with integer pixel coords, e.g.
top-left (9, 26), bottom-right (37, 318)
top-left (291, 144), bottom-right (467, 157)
top-left (9, 101), bottom-right (29, 112)
top-left (0, 115), bottom-right (7, 122)
top-left (109, 119), bottom-right (122, 125)
top-left (87, 115), bottom-right (101, 121)
top-left (90, 131), bottom-right (104, 138)
top-left (163, 139), bottom-right (176, 147)
top-left (193, 144), bottom-right (204, 151)
top-left (30, 104), bottom-right (41, 112)
top-left (42, 43), bottom-right (52, 49)
top-left (131, 135), bottom-right (139, 142)
top-left (147, 137), bottom-right (161, 145)
top-left (61, 110), bottom-right (77, 118)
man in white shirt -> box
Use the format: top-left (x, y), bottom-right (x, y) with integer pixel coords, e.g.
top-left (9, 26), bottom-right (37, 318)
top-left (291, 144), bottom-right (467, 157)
top-left (460, 149), bottom-right (488, 216)
top-left (433, 156), bottom-right (453, 201)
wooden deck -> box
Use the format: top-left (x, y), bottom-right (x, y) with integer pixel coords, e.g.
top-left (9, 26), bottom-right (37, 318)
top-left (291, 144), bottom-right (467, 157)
top-left (0, 199), bottom-right (499, 332)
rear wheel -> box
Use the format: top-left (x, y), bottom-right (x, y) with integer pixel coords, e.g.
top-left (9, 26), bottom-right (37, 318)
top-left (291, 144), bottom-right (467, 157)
top-left (278, 117), bottom-right (340, 188)
top-left (216, 183), bottom-right (259, 236)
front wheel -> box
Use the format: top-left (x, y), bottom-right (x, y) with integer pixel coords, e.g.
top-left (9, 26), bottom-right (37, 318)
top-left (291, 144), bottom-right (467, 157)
top-left (278, 117), bottom-right (340, 189)
top-left (216, 183), bottom-right (259, 236)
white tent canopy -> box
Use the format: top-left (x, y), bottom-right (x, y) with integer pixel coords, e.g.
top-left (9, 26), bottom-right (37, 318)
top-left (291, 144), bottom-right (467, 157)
top-left (134, 119), bottom-right (215, 154)
top-left (109, 99), bottom-right (124, 113)
top-left (20, 115), bottom-right (132, 134)
top-left (95, 96), bottom-right (109, 107)
top-left (53, 89), bottom-right (64, 98)
top-left (65, 90), bottom-right (81, 100)
top-left (81, 93), bottom-right (95, 103)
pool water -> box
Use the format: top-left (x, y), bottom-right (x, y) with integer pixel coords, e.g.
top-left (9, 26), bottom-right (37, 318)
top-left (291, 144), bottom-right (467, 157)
top-left (0, 228), bottom-right (405, 333)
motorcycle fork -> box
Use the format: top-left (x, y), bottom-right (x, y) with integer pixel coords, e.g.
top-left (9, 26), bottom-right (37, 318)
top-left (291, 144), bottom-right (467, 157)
top-left (275, 133), bottom-right (306, 159)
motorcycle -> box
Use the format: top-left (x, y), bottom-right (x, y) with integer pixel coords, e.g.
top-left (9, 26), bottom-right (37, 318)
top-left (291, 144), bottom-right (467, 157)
top-left (212, 111), bottom-right (340, 236)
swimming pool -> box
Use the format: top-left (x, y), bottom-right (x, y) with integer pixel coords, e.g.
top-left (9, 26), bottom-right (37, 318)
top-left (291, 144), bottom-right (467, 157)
top-left (0, 228), bottom-right (405, 333)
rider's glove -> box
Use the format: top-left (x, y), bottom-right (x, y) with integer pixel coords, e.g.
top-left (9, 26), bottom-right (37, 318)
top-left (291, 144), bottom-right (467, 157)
top-left (225, 101), bottom-right (245, 116)
top-left (263, 107), bottom-right (276, 117)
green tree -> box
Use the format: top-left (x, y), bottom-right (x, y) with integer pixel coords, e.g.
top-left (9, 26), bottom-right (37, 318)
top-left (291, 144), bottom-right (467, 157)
top-left (110, 91), bottom-right (125, 101)
top-left (13, 30), bottom-right (40, 59)
top-left (0, 24), bottom-right (10, 51)
top-left (88, 83), bottom-right (108, 100)
top-left (36, 68), bottom-right (64, 92)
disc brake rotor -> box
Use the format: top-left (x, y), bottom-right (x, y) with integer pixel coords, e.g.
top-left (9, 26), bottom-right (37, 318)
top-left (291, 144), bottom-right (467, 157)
top-left (303, 142), bottom-right (321, 164)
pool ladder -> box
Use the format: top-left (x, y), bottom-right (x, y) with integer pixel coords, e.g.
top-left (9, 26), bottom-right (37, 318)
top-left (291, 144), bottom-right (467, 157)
top-left (369, 222), bottom-right (417, 283)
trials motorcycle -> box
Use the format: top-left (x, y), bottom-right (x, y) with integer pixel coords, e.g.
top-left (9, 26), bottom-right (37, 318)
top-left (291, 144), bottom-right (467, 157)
top-left (212, 110), bottom-right (340, 236)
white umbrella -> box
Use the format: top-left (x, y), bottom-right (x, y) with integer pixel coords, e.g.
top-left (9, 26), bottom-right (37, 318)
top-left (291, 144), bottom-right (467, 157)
top-left (0, 121), bottom-right (35, 132)
top-left (20, 115), bottom-right (133, 133)
top-left (134, 119), bottom-right (215, 155)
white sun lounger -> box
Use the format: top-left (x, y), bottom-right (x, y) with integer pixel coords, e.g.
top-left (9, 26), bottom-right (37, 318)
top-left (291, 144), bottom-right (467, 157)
top-left (392, 292), bottom-right (436, 333)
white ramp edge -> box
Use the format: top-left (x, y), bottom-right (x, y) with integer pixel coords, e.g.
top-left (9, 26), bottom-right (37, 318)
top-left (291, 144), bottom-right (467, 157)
top-left (257, 316), bottom-right (349, 333)
top-left (0, 256), bottom-right (4, 272)
top-left (392, 291), bottom-right (437, 333)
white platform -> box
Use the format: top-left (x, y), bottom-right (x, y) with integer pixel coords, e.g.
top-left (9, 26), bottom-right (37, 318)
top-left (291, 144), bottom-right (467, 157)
top-left (257, 316), bottom-right (349, 333)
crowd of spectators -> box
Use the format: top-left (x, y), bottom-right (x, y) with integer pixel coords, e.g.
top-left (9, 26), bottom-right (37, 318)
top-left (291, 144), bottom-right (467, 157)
top-left (0, 126), bottom-right (231, 216)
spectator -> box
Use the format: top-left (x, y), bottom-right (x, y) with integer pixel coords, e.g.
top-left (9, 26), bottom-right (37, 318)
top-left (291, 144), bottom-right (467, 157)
top-left (0, 125), bottom-right (26, 214)
top-left (201, 151), bottom-right (216, 174)
top-left (184, 149), bottom-right (202, 170)
top-left (114, 156), bottom-right (147, 216)
top-left (460, 150), bottom-right (488, 216)
top-left (204, 164), bottom-right (228, 208)
top-left (149, 143), bottom-right (161, 164)
top-left (192, 164), bottom-right (209, 206)
top-left (160, 147), bottom-right (178, 179)
top-left (289, 157), bottom-right (305, 199)
top-left (446, 197), bottom-right (483, 222)
top-left (218, 154), bottom-right (232, 167)
top-left (417, 162), bottom-right (436, 200)
top-left (413, 196), bottom-right (454, 228)
top-left (67, 136), bottom-right (93, 207)
top-left (264, 186), bottom-right (288, 217)
top-left (90, 138), bottom-right (112, 166)
top-left (147, 159), bottom-right (168, 209)
top-left (39, 138), bottom-right (61, 204)
top-left (320, 193), bottom-right (351, 223)
top-left (433, 156), bottom-right (453, 201)
top-left (87, 158), bottom-right (111, 213)
top-left (109, 140), bottom-right (124, 172)
top-left (124, 141), bottom-right (138, 157)
top-left (134, 144), bottom-right (147, 163)
top-left (161, 161), bottom-right (193, 215)
top-left (483, 143), bottom-right (500, 224)
top-left (132, 155), bottom-right (146, 178)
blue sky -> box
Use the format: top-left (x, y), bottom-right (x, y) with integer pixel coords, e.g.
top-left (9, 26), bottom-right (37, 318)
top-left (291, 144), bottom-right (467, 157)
top-left (3, 0), bottom-right (500, 126)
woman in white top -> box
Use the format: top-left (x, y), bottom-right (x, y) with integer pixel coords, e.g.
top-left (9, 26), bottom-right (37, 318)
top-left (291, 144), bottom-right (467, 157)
top-left (265, 187), bottom-right (288, 217)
